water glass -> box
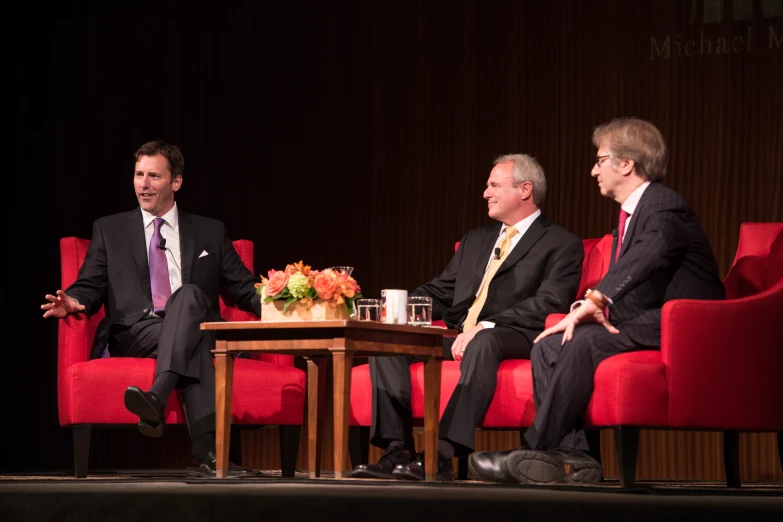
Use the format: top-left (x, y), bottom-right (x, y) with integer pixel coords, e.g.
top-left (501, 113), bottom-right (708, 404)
top-left (329, 266), bottom-right (354, 276)
top-left (408, 296), bottom-right (433, 326)
top-left (355, 298), bottom-right (381, 322)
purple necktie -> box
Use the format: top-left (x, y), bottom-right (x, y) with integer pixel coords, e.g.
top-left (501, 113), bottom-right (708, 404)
top-left (615, 209), bottom-right (630, 262)
top-left (149, 217), bottom-right (172, 314)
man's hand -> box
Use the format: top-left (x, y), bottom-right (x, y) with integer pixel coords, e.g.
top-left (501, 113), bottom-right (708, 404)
top-left (452, 324), bottom-right (484, 362)
top-left (533, 299), bottom-right (618, 345)
top-left (42, 289), bottom-right (85, 320)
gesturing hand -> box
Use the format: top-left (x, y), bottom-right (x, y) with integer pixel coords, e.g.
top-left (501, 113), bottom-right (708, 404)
top-left (533, 299), bottom-right (619, 345)
top-left (42, 290), bottom-right (85, 320)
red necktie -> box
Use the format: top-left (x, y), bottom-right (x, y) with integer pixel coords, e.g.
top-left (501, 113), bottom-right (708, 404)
top-left (149, 217), bottom-right (172, 314)
top-left (615, 210), bottom-right (630, 262)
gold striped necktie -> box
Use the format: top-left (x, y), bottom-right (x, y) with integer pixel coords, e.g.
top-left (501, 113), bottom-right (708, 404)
top-left (462, 225), bottom-right (518, 331)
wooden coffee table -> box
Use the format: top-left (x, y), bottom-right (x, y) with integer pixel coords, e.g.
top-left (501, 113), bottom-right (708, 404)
top-left (200, 320), bottom-right (456, 480)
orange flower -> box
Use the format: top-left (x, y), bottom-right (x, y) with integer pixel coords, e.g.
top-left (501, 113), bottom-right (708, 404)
top-left (265, 270), bottom-right (290, 297)
top-left (313, 271), bottom-right (339, 300)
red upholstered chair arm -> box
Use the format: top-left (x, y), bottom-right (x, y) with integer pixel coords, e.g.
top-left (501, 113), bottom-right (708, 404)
top-left (660, 282), bottom-right (783, 429)
top-left (544, 313), bottom-right (566, 330)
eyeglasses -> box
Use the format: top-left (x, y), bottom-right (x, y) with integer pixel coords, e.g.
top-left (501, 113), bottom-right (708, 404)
top-left (595, 155), bottom-right (611, 167)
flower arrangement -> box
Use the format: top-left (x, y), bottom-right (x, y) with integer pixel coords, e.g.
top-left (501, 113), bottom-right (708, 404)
top-left (256, 260), bottom-right (362, 316)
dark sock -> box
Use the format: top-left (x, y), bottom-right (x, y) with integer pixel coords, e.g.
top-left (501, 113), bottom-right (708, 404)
top-left (387, 440), bottom-right (406, 451)
top-left (193, 431), bottom-right (216, 459)
top-left (149, 371), bottom-right (179, 406)
top-left (438, 439), bottom-right (455, 459)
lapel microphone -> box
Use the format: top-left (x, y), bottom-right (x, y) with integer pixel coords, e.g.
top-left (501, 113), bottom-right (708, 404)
top-left (493, 247), bottom-right (501, 260)
top-left (157, 238), bottom-right (182, 273)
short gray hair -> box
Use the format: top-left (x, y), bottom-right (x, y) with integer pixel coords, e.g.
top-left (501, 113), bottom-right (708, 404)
top-left (493, 153), bottom-right (547, 207)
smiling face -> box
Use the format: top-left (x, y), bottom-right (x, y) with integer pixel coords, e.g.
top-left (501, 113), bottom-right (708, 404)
top-left (483, 161), bottom-right (531, 225)
top-left (134, 154), bottom-right (181, 216)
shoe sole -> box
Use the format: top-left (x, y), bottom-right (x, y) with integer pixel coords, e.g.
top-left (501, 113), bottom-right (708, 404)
top-left (392, 468), bottom-right (423, 481)
top-left (507, 450), bottom-right (602, 485)
top-left (350, 469), bottom-right (395, 479)
top-left (124, 389), bottom-right (164, 438)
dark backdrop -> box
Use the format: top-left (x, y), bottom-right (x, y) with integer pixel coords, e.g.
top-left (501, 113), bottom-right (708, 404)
top-left (9, 0), bottom-right (782, 478)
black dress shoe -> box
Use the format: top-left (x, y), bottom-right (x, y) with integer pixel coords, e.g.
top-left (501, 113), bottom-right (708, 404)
top-left (467, 450), bottom-right (518, 483)
top-left (124, 386), bottom-right (164, 438)
top-left (351, 444), bottom-right (414, 479)
top-left (186, 451), bottom-right (255, 478)
top-left (506, 448), bottom-right (602, 485)
top-left (392, 452), bottom-right (454, 482)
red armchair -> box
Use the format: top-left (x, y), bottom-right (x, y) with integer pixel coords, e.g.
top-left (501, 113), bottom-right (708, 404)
top-left (586, 222), bottom-right (783, 487)
top-left (58, 237), bottom-right (306, 477)
top-left (348, 234), bottom-right (614, 471)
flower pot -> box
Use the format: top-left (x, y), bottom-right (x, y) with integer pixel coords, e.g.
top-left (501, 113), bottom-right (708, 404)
top-left (261, 299), bottom-right (350, 322)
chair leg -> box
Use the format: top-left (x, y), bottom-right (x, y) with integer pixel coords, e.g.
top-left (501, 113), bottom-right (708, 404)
top-left (615, 426), bottom-right (639, 488)
top-left (72, 424), bottom-right (91, 478)
top-left (723, 430), bottom-right (741, 488)
top-left (229, 426), bottom-right (243, 465)
top-left (457, 455), bottom-right (468, 480)
top-left (279, 425), bottom-right (301, 478)
top-left (349, 426), bottom-right (371, 468)
top-left (586, 429), bottom-right (602, 465)
top-left (777, 432), bottom-right (783, 474)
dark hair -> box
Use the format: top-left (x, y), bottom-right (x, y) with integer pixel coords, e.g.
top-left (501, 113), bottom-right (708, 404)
top-left (134, 140), bottom-right (185, 178)
top-left (592, 118), bottom-right (667, 181)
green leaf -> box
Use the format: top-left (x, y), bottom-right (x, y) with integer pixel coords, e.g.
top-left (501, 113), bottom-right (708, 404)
top-left (282, 296), bottom-right (298, 313)
top-left (305, 287), bottom-right (318, 299)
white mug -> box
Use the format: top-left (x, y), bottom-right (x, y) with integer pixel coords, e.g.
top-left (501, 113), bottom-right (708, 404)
top-left (381, 289), bottom-right (408, 325)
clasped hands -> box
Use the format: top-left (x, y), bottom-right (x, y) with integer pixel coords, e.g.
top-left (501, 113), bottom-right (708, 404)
top-left (41, 289), bottom-right (85, 319)
top-left (534, 290), bottom-right (619, 345)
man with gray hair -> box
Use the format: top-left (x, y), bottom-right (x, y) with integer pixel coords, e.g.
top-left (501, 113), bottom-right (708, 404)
top-left (469, 118), bottom-right (725, 485)
top-left (352, 154), bottom-right (584, 481)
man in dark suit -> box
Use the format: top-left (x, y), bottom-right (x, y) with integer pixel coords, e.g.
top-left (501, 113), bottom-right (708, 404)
top-left (351, 154), bottom-right (584, 481)
top-left (41, 140), bottom-right (261, 477)
top-left (469, 117), bottom-right (725, 485)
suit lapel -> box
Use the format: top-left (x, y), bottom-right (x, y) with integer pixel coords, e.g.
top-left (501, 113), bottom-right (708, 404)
top-left (496, 214), bottom-right (549, 274)
top-left (468, 224), bottom-right (503, 293)
top-left (127, 209), bottom-right (152, 299)
top-left (179, 212), bottom-right (196, 285)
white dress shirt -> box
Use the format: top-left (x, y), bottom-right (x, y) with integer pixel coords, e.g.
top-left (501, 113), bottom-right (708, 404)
top-left (141, 203), bottom-right (183, 294)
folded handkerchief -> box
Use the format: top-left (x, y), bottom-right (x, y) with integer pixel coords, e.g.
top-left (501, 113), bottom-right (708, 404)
top-left (199, 250), bottom-right (209, 258)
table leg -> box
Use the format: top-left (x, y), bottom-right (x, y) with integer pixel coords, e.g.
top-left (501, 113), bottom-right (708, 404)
top-left (423, 356), bottom-right (442, 482)
top-left (306, 357), bottom-right (327, 478)
top-left (332, 349), bottom-right (353, 479)
top-left (214, 342), bottom-right (234, 479)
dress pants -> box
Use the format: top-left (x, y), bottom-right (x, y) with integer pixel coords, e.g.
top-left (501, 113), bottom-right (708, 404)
top-left (110, 284), bottom-right (221, 440)
top-left (523, 324), bottom-right (651, 451)
top-left (369, 326), bottom-right (532, 456)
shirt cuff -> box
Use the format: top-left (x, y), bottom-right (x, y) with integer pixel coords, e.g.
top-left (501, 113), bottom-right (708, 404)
top-left (479, 321), bottom-right (495, 329)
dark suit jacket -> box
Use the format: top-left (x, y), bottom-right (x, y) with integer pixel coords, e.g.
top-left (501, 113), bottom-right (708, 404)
top-left (412, 214), bottom-right (584, 345)
top-left (595, 181), bottom-right (725, 347)
top-left (65, 208), bottom-right (261, 359)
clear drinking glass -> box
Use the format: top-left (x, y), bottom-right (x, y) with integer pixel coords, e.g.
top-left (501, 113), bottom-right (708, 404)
top-left (329, 266), bottom-right (354, 276)
top-left (355, 298), bottom-right (381, 322)
top-left (408, 296), bottom-right (432, 326)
